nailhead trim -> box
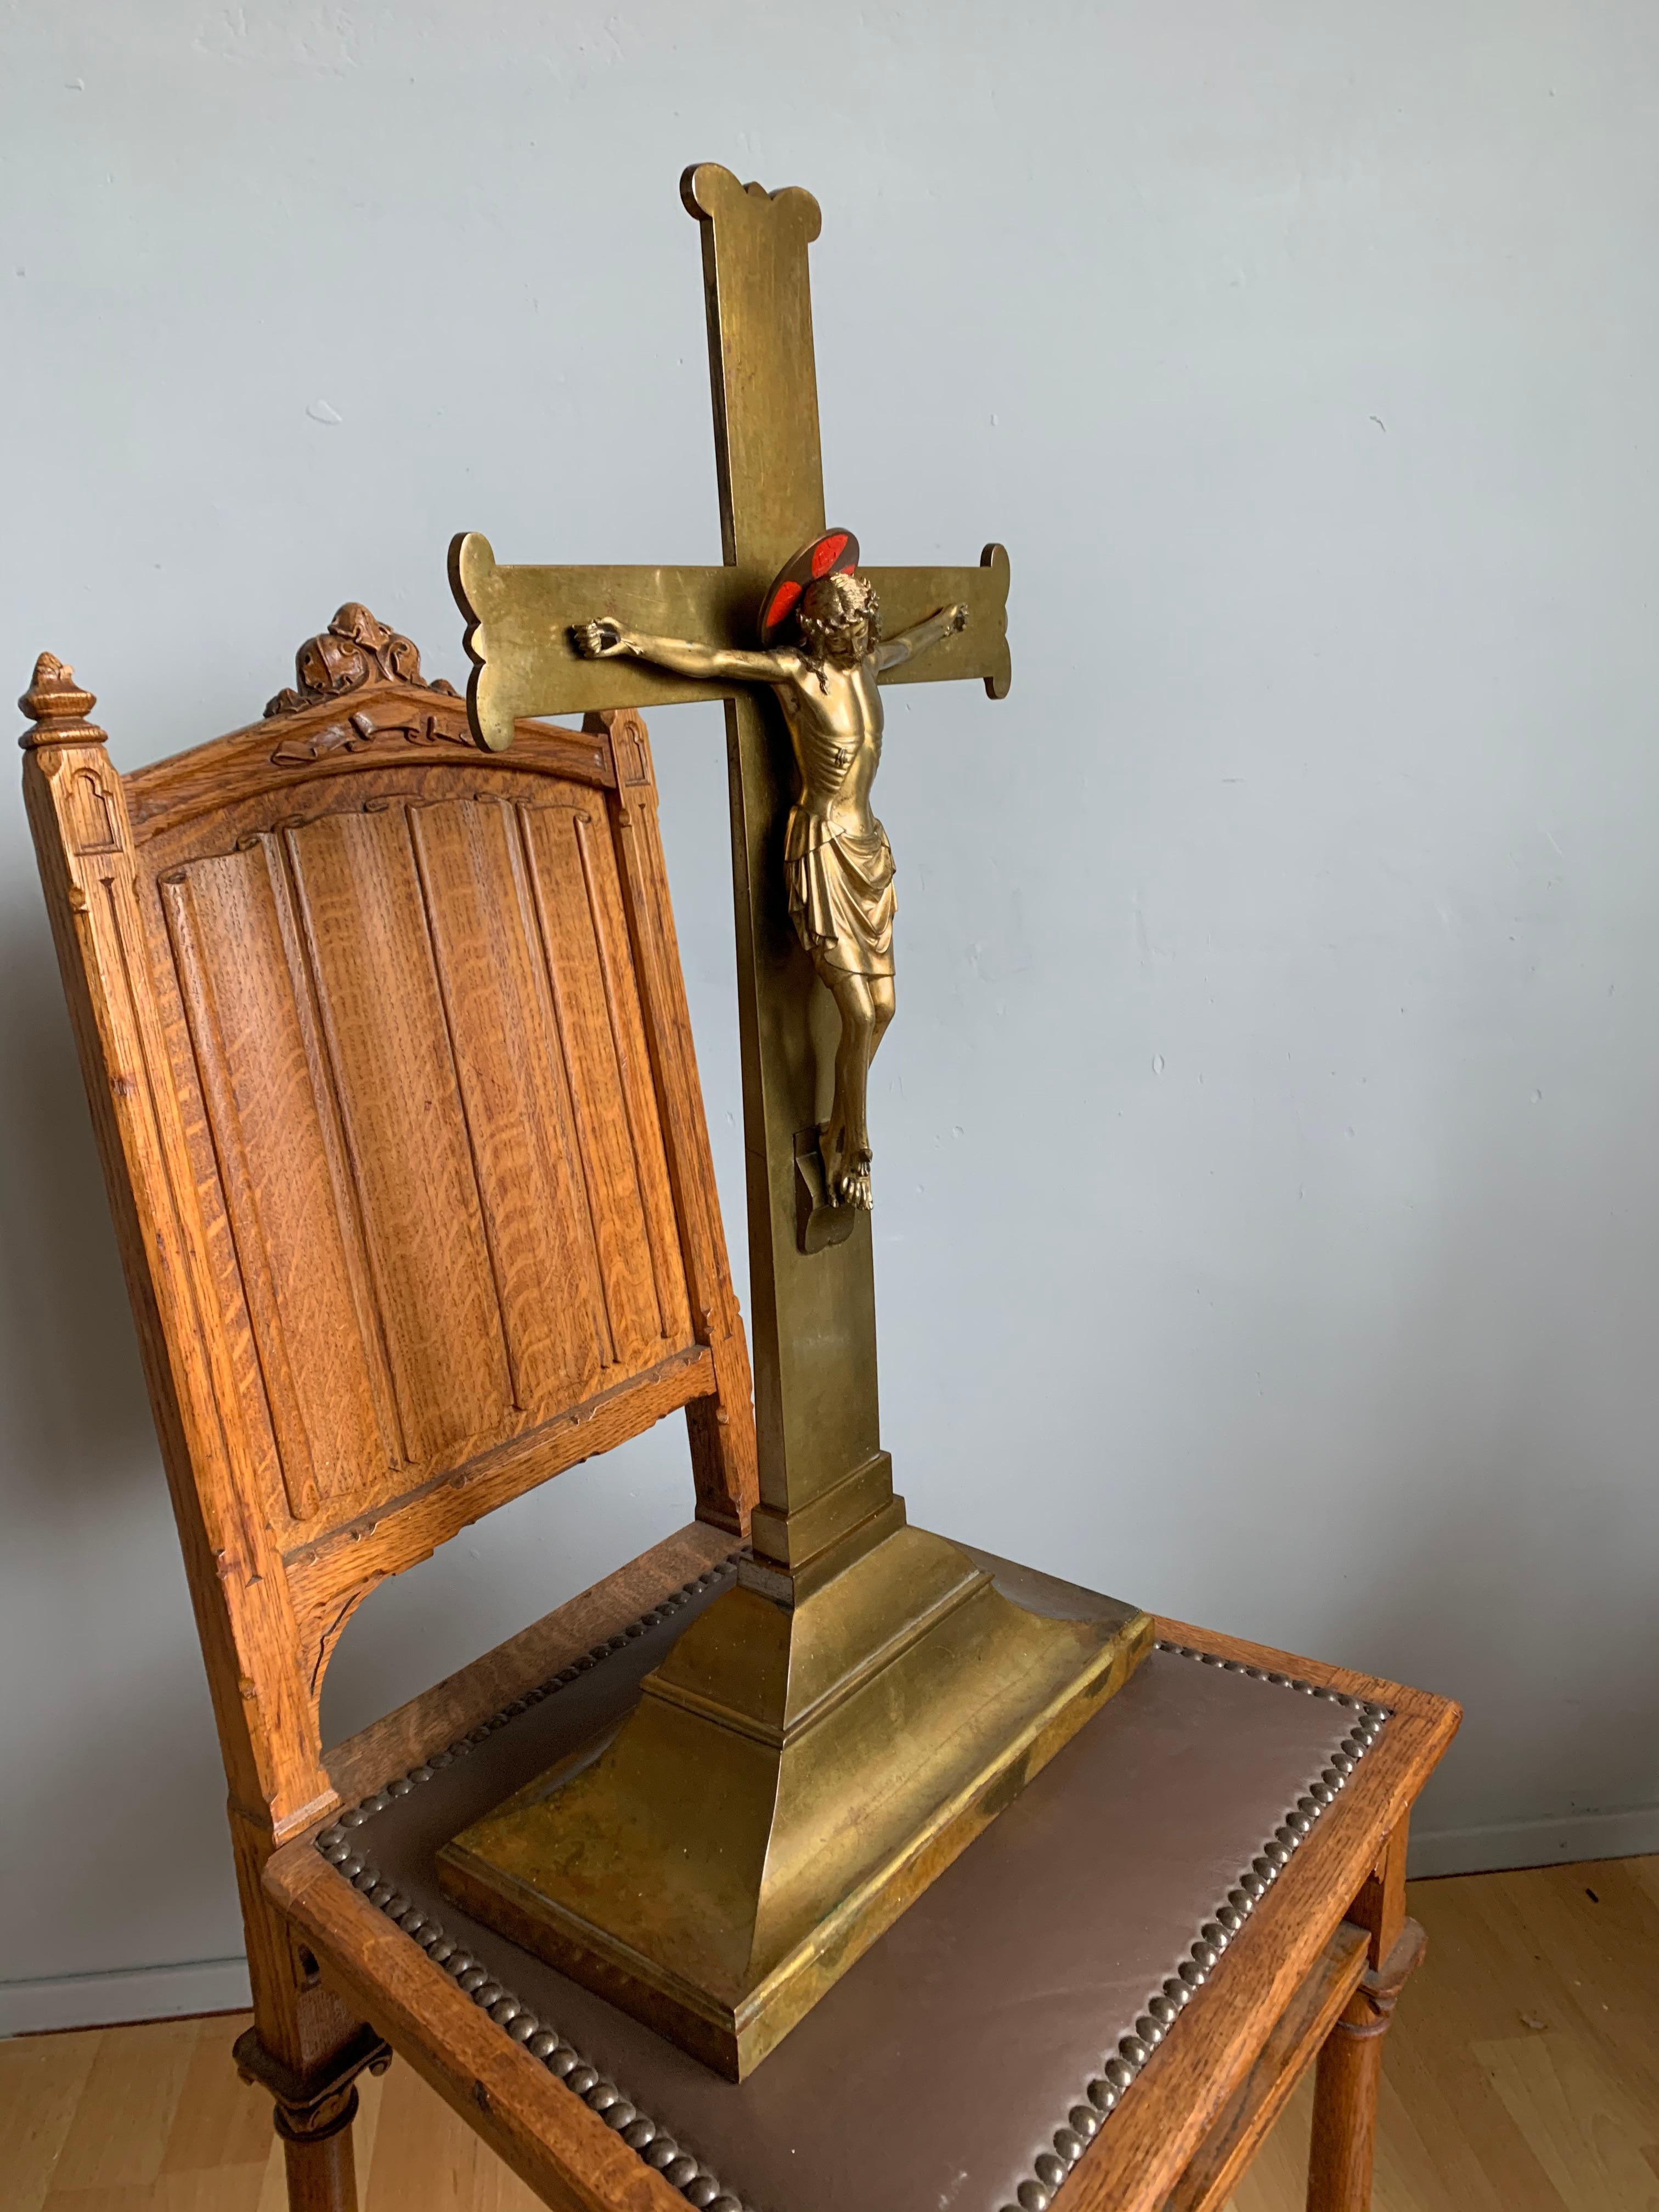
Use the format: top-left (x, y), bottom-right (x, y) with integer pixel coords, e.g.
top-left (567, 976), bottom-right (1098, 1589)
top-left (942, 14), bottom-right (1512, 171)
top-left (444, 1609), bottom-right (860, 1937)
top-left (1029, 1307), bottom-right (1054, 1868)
top-left (993, 1644), bottom-right (1394, 2212)
top-left (313, 1550), bottom-right (751, 2212)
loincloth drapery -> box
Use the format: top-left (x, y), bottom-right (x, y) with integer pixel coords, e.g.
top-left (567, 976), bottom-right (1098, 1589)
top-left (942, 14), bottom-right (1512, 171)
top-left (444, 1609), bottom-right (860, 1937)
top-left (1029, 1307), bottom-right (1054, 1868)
top-left (785, 809), bottom-right (895, 978)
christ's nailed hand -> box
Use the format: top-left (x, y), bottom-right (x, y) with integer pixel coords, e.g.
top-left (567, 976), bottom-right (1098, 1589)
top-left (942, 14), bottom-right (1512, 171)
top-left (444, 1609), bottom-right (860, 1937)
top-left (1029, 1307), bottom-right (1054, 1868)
top-left (572, 619), bottom-right (627, 659)
top-left (947, 604), bottom-right (969, 634)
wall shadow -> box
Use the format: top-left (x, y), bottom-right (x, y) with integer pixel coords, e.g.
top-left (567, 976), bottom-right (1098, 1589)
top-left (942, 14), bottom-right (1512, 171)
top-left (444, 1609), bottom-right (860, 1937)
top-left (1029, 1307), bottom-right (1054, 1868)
top-left (0, 912), bottom-right (157, 1498)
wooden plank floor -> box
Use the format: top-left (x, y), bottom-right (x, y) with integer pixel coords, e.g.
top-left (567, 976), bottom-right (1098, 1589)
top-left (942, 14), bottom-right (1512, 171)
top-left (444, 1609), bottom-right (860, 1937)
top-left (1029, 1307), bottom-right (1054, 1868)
top-left (1231, 1853), bottom-right (1659, 2212)
top-left (5, 1857), bottom-right (1656, 2211)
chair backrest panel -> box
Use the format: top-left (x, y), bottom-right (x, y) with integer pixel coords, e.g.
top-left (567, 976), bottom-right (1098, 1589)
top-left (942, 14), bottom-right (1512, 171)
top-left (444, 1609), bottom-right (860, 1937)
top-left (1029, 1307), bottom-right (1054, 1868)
top-left (142, 765), bottom-right (693, 1534)
top-left (21, 612), bottom-right (755, 1842)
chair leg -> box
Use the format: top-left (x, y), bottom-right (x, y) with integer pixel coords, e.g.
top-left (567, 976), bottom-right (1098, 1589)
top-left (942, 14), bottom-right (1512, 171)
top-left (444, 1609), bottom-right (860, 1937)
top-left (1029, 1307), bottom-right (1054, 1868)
top-left (278, 2085), bottom-right (363, 2212)
top-left (229, 1808), bottom-right (388, 2212)
top-left (1306, 1917), bottom-right (1426, 2211)
top-left (236, 2020), bottom-right (390, 2212)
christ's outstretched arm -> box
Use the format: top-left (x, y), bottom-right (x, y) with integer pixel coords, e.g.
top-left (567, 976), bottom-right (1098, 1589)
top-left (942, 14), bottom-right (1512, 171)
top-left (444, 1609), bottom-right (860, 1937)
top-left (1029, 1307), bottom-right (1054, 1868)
top-left (572, 619), bottom-right (793, 685)
top-left (873, 602), bottom-right (968, 674)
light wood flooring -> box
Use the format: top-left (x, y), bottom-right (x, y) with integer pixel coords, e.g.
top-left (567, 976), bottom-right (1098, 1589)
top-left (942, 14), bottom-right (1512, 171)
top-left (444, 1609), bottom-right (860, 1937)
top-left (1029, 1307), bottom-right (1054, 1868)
top-left (5, 1857), bottom-right (1656, 2211)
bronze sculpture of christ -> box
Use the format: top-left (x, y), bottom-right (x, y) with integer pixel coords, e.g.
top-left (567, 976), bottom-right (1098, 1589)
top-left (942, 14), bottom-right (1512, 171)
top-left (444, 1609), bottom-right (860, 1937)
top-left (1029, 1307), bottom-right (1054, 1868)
top-left (574, 534), bottom-right (966, 1211)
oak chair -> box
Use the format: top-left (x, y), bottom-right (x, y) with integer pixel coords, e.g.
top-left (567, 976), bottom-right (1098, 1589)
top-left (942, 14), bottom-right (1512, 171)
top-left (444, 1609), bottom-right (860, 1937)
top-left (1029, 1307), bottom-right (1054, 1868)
top-left (21, 611), bottom-right (1457, 2212)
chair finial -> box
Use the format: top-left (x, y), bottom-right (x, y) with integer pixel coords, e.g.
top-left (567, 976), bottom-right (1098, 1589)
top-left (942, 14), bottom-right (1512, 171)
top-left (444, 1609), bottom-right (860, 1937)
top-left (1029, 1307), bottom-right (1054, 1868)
top-left (19, 653), bottom-right (107, 749)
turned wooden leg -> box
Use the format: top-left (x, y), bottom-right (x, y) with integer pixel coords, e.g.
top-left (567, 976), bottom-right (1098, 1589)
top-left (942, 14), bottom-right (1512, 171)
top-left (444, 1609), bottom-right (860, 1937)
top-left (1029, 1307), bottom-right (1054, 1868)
top-left (275, 2078), bottom-right (365, 2212)
top-left (236, 2020), bottom-right (391, 2212)
top-left (228, 1808), bottom-right (389, 2212)
top-left (1306, 1916), bottom-right (1426, 2209)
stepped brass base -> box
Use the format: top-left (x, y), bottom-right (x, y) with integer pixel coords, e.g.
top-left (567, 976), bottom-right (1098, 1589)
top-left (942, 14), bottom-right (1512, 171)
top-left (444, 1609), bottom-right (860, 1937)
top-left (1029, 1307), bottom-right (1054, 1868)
top-left (438, 1525), bottom-right (1152, 2078)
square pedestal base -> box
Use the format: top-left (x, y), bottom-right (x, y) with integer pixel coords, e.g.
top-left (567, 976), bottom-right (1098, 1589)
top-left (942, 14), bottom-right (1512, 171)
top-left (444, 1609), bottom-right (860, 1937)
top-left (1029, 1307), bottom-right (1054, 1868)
top-left (439, 1524), bottom-right (1152, 2075)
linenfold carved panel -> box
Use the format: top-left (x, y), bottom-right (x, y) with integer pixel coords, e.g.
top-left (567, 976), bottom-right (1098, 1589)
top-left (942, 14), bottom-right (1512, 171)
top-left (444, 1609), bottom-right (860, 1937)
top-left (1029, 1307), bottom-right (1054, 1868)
top-left (155, 781), bottom-right (691, 1530)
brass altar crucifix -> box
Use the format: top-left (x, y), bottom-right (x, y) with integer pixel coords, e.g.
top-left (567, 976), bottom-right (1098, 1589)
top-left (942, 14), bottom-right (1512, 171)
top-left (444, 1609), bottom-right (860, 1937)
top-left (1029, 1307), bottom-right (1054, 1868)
top-left (440, 166), bottom-right (1149, 2078)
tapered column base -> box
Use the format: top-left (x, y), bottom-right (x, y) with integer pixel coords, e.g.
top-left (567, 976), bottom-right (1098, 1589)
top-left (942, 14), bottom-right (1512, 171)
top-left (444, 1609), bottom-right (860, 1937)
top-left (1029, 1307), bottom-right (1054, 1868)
top-left (438, 1525), bottom-right (1152, 2077)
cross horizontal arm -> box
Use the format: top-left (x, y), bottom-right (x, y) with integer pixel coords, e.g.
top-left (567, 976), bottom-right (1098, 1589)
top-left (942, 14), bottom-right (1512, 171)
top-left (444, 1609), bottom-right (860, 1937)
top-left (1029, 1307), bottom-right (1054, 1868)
top-left (450, 534), bottom-right (751, 750)
top-left (450, 532), bottom-right (1012, 753)
top-left (864, 545), bottom-right (1011, 699)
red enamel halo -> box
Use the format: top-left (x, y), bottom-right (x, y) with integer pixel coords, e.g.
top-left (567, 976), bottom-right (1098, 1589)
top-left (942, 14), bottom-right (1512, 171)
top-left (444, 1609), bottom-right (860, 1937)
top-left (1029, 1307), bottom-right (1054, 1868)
top-left (757, 528), bottom-right (860, 644)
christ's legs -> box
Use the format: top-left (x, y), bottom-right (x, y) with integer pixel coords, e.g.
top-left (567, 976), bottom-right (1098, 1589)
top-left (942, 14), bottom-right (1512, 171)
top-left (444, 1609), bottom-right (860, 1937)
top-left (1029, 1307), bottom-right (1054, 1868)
top-left (821, 964), bottom-right (872, 1206)
top-left (869, 975), bottom-right (895, 1060)
top-left (819, 964), bottom-right (892, 1208)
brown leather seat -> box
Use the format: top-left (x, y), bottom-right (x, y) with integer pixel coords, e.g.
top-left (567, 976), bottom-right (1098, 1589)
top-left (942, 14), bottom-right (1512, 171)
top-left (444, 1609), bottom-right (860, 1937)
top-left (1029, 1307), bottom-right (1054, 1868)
top-left (282, 1548), bottom-right (1396, 2212)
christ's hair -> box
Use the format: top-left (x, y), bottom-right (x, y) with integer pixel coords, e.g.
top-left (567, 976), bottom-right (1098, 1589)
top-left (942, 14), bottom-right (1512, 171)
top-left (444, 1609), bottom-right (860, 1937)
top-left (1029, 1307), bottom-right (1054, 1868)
top-left (797, 571), bottom-right (882, 689)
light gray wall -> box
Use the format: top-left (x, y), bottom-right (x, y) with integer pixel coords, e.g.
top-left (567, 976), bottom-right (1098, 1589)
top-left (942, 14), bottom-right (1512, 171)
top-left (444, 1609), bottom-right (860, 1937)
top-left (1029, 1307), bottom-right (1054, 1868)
top-left (4, 0), bottom-right (1657, 2027)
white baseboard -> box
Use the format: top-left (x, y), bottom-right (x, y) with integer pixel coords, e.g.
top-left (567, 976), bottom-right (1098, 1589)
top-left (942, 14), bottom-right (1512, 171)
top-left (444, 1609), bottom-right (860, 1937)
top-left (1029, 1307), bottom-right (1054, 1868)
top-left (4, 1803), bottom-right (1657, 2034)
top-left (0, 1955), bottom-right (251, 2037)
top-left (1409, 1803), bottom-right (1659, 1880)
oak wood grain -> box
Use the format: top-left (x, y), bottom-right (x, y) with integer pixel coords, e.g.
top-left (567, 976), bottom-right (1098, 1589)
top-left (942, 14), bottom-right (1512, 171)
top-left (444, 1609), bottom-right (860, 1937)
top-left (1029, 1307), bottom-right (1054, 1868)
top-left (1306, 1830), bottom-right (1422, 2212)
top-left (1061, 1617), bottom-right (1459, 2212)
top-left (1165, 1920), bottom-right (1369, 2212)
top-left (124, 698), bottom-right (614, 838)
top-left (268, 1850), bottom-right (685, 2212)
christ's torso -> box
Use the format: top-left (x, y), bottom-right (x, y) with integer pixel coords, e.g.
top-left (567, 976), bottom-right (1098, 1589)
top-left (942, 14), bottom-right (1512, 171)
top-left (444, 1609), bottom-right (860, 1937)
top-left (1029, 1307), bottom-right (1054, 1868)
top-left (774, 655), bottom-right (884, 839)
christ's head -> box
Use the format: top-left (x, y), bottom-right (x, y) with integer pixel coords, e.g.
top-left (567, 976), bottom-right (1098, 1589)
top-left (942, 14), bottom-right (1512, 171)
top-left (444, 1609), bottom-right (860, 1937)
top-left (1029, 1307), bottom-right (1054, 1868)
top-left (798, 570), bottom-right (882, 671)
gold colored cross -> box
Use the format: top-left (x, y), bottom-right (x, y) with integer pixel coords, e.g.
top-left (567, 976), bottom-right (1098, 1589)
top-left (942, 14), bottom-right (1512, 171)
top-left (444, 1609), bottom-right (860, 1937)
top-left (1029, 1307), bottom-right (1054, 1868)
top-left (449, 162), bottom-right (1011, 1587)
top-left (439, 173), bottom-right (1147, 2078)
